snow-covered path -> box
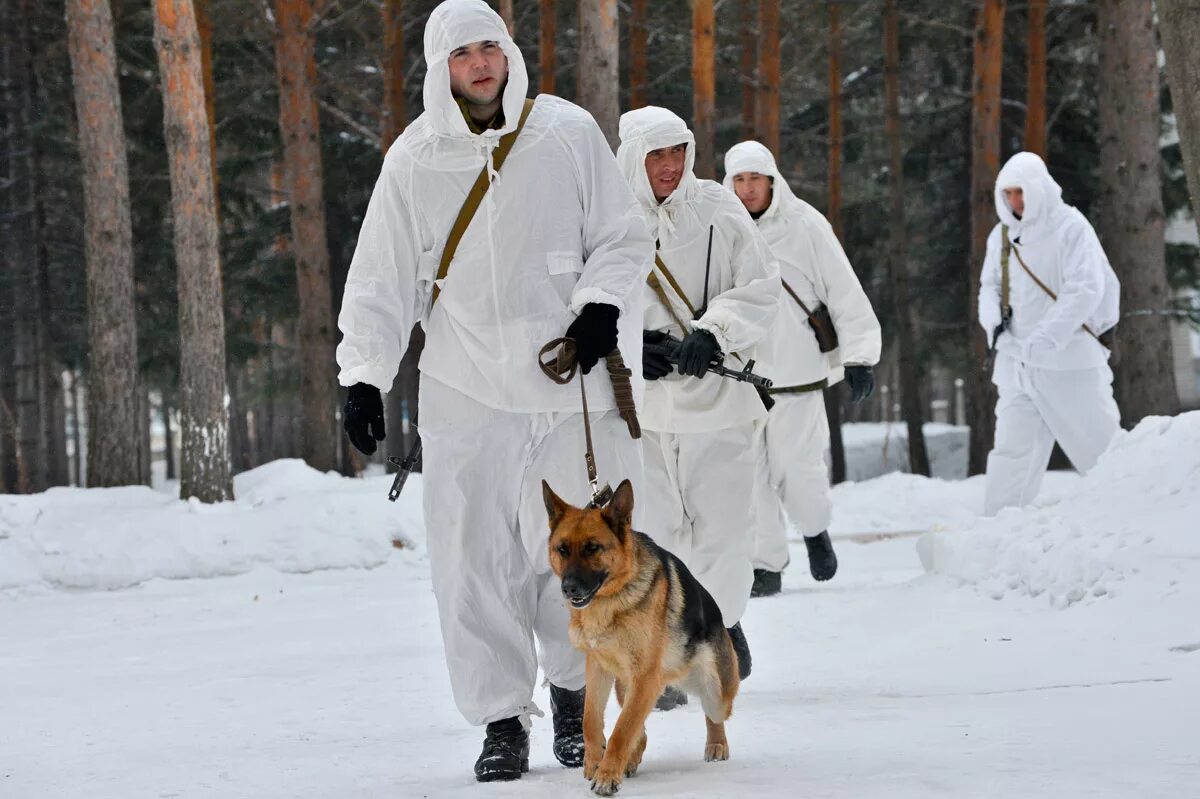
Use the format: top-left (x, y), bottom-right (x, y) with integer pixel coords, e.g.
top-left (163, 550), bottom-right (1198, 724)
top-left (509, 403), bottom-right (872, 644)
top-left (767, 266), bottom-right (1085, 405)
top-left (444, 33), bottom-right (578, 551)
top-left (5, 527), bottom-right (1197, 798)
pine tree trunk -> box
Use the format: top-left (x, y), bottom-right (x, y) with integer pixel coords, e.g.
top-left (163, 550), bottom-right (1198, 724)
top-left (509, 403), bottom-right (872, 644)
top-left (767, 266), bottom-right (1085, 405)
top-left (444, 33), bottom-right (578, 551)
top-left (382, 0), bottom-right (405, 151)
top-left (163, 398), bottom-right (176, 480)
top-left (756, 0), bottom-right (780, 156)
top-left (882, 0), bottom-right (930, 477)
top-left (691, 0), bottom-right (715, 178)
top-left (1024, 0), bottom-right (1047, 158)
top-left (739, 0), bottom-right (757, 141)
top-left (274, 0), bottom-right (338, 473)
top-left (967, 0), bottom-right (1004, 476)
top-left (195, 0), bottom-right (217, 201)
top-left (46, 367), bottom-right (70, 487)
top-left (826, 0), bottom-right (846, 486)
top-left (68, 369), bottom-right (85, 486)
top-left (539, 0), bottom-right (557, 95)
top-left (628, 0), bottom-right (645, 109)
top-left (498, 0), bottom-right (514, 35)
top-left (153, 0), bottom-right (233, 502)
top-left (1160, 0), bottom-right (1200, 235)
top-left (269, 321), bottom-right (299, 459)
top-left (1097, 0), bottom-right (1179, 425)
top-left (578, 0), bottom-right (619, 146)
top-left (65, 0), bottom-right (141, 488)
top-left (228, 366), bottom-right (252, 474)
top-left (139, 381), bottom-right (152, 486)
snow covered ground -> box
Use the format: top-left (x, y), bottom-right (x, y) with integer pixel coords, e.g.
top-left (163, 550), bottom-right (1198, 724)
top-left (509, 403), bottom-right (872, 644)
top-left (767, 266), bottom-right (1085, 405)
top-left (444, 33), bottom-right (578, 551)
top-left (3, 416), bottom-right (1199, 798)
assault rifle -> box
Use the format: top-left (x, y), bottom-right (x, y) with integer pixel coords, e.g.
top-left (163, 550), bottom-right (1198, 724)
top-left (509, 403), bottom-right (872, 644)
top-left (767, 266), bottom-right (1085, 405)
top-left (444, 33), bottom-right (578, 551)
top-left (984, 306), bottom-right (1013, 373)
top-left (386, 437), bottom-right (422, 502)
top-left (643, 331), bottom-right (774, 390)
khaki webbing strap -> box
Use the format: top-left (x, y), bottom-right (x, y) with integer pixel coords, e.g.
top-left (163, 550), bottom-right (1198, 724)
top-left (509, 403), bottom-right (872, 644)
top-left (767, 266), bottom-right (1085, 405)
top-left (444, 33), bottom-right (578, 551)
top-left (650, 253), bottom-right (698, 317)
top-left (430, 98), bottom-right (536, 307)
top-left (1000, 225), bottom-right (1012, 317)
top-left (766, 378), bottom-right (828, 395)
top-left (781, 279), bottom-right (817, 320)
top-left (646, 271), bottom-right (692, 337)
top-left (1009, 237), bottom-right (1101, 342)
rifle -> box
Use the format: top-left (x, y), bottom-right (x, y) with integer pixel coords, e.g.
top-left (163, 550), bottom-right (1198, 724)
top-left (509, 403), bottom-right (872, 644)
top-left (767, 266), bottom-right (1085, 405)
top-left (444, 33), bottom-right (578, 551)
top-left (984, 306), bottom-right (1013, 374)
top-left (386, 437), bottom-right (422, 502)
top-left (644, 331), bottom-right (774, 390)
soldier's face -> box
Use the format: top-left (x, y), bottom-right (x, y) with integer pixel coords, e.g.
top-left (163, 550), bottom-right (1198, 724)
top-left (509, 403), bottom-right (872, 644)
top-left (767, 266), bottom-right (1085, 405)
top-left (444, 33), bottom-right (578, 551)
top-left (447, 40), bottom-right (508, 107)
top-left (1004, 187), bottom-right (1025, 217)
top-left (733, 172), bottom-right (772, 214)
top-left (645, 144), bottom-right (688, 202)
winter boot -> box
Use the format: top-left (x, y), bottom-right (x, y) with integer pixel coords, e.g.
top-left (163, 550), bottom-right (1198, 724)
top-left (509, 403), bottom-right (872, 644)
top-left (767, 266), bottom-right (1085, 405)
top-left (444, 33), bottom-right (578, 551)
top-left (550, 684), bottom-right (585, 768)
top-left (474, 717), bottom-right (529, 782)
top-left (655, 685), bottom-right (689, 711)
top-left (804, 531), bottom-right (838, 582)
top-left (750, 568), bottom-right (782, 598)
top-left (727, 622), bottom-right (752, 681)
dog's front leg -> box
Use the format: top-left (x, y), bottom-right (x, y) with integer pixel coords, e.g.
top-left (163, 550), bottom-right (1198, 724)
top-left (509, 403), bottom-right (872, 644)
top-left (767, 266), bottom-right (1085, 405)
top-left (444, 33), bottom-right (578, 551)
top-left (590, 669), bottom-right (662, 796)
top-left (583, 656), bottom-right (614, 782)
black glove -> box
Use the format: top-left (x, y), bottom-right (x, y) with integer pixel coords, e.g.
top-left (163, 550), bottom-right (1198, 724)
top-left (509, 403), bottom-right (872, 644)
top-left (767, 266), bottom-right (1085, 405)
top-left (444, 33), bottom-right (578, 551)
top-left (343, 382), bottom-right (386, 455)
top-left (677, 328), bottom-right (719, 378)
top-left (642, 330), bottom-right (674, 381)
top-left (565, 303), bottom-right (619, 375)
top-left (844, 365), bottom-right (875, 403)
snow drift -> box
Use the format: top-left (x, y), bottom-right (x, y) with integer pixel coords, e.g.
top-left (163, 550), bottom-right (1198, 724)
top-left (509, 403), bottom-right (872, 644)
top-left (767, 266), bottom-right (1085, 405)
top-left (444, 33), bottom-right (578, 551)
top-left (918, 412), bottom-right (1200, 607)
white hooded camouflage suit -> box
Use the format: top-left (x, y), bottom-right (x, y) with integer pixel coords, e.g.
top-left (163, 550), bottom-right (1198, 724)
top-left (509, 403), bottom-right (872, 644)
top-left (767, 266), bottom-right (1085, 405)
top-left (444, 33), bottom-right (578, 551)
top-left (336, 0), bottom-right (653, 727)
top-left (978, 152), bottom-right (1121, 515)
top-left (723, 141), bottom-right (881, 571)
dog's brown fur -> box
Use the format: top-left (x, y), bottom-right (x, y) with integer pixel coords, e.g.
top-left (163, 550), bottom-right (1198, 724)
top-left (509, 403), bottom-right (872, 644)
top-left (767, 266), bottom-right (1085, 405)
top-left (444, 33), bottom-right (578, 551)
top-left (544, 479), bottom-right (740, 796)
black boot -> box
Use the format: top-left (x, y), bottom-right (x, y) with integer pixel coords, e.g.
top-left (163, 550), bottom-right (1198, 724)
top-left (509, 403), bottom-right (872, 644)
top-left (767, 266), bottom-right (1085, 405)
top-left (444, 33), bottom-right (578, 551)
top-left (474, 717), bottom-right (529, 782)
top-left (750, 568), bottom-right (782, 598)
top-left (804, 531), bottom-right (838, 582)
top-left (549, 684), bottom-right (585, 768)
top-left (727, 622), bottom-right (752, 681)
top-left (655, 685), bottom-right (689, 711)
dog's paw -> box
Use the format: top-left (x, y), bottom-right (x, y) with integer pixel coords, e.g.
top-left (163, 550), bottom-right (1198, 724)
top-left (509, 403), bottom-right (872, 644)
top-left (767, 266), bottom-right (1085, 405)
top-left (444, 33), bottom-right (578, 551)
top-left (704, 742), bottom-right (729, 762)
top-left (624, 760), bottom-right (639, 778)
top-left (590, 762), bottom-right (624, 796)
top-left (624, 731), bottom-right (647, 777)
top-left (583, 742), bottom-right (606, 781)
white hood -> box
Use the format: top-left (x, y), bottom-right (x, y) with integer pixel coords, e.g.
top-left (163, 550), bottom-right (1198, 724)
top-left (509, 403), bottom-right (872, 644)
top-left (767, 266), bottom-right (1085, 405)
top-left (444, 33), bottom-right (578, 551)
top-left (616, 106), bottom-right (698, 237)
top-left (722, 140), bottom-right (793, 220)
top-left (994, 151), bottom-right (1065, 240)
top-left (422, 0), bottom-right (529, 140)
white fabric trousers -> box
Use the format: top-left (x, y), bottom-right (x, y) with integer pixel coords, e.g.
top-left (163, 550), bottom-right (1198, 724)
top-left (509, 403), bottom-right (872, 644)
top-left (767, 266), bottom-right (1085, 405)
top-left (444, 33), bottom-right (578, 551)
top-left (751, 391), bottom-right (832, 572)
top-left (984, 359), bottom-right (1120, 517)
top-left (418, 376), bottom-right (644, 727)
top-left (640, 422), bottom-right (757, 626)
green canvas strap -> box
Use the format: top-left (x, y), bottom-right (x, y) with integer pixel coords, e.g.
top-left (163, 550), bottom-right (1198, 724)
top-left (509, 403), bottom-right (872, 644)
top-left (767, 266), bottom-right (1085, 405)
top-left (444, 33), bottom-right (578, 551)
top-left (430, 98), bottom-right (536, 308)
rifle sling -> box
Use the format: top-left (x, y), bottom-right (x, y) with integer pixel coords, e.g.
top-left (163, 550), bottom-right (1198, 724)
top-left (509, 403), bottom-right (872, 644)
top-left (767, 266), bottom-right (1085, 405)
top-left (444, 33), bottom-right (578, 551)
top-left (1005, 226), bottom-right (1100, 342)
top-left (430, 98), bottom-right (535, 307)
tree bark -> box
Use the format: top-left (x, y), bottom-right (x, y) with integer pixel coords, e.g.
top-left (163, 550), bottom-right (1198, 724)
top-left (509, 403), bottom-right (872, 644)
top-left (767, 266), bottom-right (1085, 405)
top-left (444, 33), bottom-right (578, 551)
top-left (1160, 0), bottom-right (1200, 234)
top-left (163, 398), bottom-right (176, 481)
top-left (1024, 0), bottom-right (1047, 158)
top-left (756, 0), bottom-right (780, 156)
top-left (499, 0), bottom-right (514, 35)
top-left (538, 0), bottom-right (556, 96)
top-left (739, 0), bottom-right (757, 141)
top-left (628, 0), bottom-right (645, 109)
top-left (274, 0), bottom-right (338, 473)
top-left (826, 0), bottom-right (846, 485)
top-left (967, 0), bottom-right (1004, 476)
top-left (578, 0), bottom-right (619, 146)
top-left (882, 0), bottom-right (930, 477)
top-left (65, 0), bottom-right (141, 488)
top-left (1097, 0), bottom-right (1179, 425)
top-left (153, 0), bottom-right (233, 502)
top-left (139, 381), bottom-right (152, 486)
top-left (68, 369), bottom-right (85, 486)
top-left (691, 0), bottom-right (716, 178)
top-left (382, 0), bottom-right (405, 151)
top-left (195, 0), bottom-right (217, 199)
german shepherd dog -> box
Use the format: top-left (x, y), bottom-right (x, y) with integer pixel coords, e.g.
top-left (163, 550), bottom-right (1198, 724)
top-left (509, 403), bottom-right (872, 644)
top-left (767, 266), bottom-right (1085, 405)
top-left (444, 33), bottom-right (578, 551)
top-left (544, 479), bottom-right (740, 796)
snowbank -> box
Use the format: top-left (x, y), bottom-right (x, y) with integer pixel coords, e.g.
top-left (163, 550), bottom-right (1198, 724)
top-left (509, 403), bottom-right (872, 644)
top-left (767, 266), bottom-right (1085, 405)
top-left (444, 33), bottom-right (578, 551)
top-left (0, 460), bottom-right (422, 592)
top-left (918, 412), bottom-right (1200, 607)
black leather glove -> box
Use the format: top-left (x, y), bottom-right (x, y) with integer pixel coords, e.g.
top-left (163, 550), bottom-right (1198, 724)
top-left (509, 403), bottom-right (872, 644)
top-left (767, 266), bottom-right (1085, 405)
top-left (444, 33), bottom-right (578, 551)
top-left (844, 365), bottom-right (875, 403)
top-left (642, 330), bottom-right (674, 381)
top-left (677, 328), bottom-right (719, 378)
top-left (565, 303), bottom-right (620, 375)
top-left (343, 382), bottom-right (386, 455)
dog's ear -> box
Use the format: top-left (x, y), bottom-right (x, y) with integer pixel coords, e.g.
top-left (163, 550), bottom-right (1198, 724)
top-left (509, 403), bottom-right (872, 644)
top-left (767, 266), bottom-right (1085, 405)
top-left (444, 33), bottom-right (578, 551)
top-left (543, 480), bottom-right (570, 531)
top-left (603, 479), bottom-right (634, 540)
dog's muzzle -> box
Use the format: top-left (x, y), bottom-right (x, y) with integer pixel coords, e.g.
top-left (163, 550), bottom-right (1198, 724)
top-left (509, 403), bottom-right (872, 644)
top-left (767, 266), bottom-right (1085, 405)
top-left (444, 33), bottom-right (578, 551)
top-left (561, 571), bottom-right (606, 609)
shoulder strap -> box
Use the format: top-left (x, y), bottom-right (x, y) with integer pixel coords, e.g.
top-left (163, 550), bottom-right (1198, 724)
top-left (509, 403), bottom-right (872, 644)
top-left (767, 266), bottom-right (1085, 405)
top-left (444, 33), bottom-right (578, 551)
top-left (781, 279), bottom-right (816, 320)
top-left (646, 252), bottom-right (697, 336)
top-left (430, 98), bottom-right (536, 307)
top-left (1009, 236), bottom-right (1101, 341)
top-left (1000, 225), bottom-right (1012, 316)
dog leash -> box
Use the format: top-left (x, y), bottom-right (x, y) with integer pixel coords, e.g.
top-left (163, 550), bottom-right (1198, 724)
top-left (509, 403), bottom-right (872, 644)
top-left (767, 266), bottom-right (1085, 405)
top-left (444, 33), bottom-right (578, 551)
top-left (538, 339), bottom-right (639, 508)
